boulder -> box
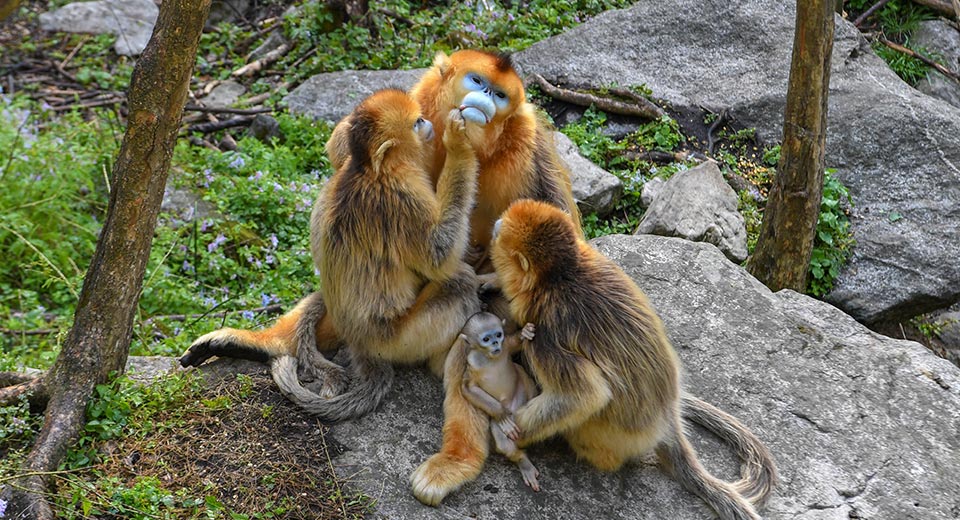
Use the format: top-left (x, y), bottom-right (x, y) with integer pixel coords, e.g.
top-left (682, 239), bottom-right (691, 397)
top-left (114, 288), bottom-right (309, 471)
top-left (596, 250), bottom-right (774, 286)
top-left (636, 162), bottom-right (747, 263)
top-left (203, 80), bottom-right (246, 108)
top-left (514, 1), bottom-right (960, 325)
top-left (324, 234), bottom-right (960, 519)
top-left (39, 0), bottom-right (158, 56)
top-left (554, 131), bottom-right (622, 217)
top-left (912, 20), bottom-right (960, 109)
top-left (284, 69), bottom-right (427, 123)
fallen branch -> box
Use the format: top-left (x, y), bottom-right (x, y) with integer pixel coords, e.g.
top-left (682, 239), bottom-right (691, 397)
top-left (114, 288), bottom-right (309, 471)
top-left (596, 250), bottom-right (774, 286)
top-left (879, 37), bottom-right (960, 83)
top-left (911, 0), bottom-right (959, 19)
top-left (184, 105), bottom-right (273, 115)
top-left (853, 0), bottom-right (892, 27)
top-left (531, 74), bottom-right (665, 119)
top-left (0, 371), bottom-right (42, 387)
top-left (185, 115), bottom-right (255, 134)
top-left (0, 377), bottom-right (48, 408)
top-left (231, 42), bottom-right (291, 78)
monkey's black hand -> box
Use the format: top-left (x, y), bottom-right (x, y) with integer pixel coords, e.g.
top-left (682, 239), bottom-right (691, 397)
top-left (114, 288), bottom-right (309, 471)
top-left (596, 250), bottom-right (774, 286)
top-left (179, 335), bottom-right (270, 367)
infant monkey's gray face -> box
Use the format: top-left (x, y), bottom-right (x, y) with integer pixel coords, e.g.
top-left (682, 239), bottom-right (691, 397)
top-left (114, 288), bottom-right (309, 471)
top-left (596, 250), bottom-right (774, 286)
top-left (478, 326), bottom-right (504, 355)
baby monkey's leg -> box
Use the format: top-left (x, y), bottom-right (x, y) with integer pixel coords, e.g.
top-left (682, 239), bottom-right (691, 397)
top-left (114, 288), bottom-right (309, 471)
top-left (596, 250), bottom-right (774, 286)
top-left (491, 422), bottom-right (541, 492)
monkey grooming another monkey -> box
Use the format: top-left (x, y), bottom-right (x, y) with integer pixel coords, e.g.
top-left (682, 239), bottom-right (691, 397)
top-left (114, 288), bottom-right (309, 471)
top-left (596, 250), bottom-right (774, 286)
top-left (486, 199), bottom-right (777, 520)
top-left (182, 89), bottom-right (482, 420)
top-left (456, 312), bottom-right (540, 491)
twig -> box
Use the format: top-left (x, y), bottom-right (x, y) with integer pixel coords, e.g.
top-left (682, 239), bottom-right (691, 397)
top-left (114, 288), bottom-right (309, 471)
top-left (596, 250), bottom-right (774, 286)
top-left (531, 74), bottom-right (665, 119)
top-left (57, 34), bottom-right (90, 71)
top-left (231, 42), bottom-right (291, 77)
top-left (184, 105), bottom-right (273, 115)
top-left (184, 115), bottom-right (256, 133)
top-left (0, 223), bottom-right (78, 299)
top-left (143, 303), bottom-right (285, 325)
top-left (50, 96), bottom-right (125, 112)
top-left (879, 37), bottom-right (960, 83)
top-left (376, 7), bottom-right (414, 25)
top-left (289, 45), bottom-right (319, 70)
top-left (854, 0), bottom-right (892, 27)
top-left (0, 328), bottom-right (59, 336)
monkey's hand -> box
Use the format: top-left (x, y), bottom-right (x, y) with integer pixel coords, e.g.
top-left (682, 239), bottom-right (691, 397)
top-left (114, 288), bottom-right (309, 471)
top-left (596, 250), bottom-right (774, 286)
top-left (442, 108), bottom-right (470, 152)
top-left (520, 323), bottom-right (536, 342)
top-left (477, 272), bottom-right (500, 293)
top-left (496, 415), bottom-right (521, 441)
top-left (464, 244), bottom-right (487, 269)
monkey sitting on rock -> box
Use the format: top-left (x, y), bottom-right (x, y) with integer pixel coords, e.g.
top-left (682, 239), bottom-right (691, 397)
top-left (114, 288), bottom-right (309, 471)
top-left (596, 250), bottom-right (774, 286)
top-left (455, 312), bottom-right (541, 491)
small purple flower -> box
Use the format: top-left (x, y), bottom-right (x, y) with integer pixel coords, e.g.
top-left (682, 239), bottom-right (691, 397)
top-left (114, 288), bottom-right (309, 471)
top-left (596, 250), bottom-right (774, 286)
top-left (269, 234), bottom-right (278, 249)
top-left (265, 254), bottom-right (275, 265)
top-left (241, 310), bottom-right (255, 320)
top-left (203, 296), bottom-right (217, 307)
top-left (207, 234), bottom-right (227, 253)
top-left (182, 260), bottom-right (194, 273)
top-left (248, 170), bottom-right (264, 181)
top-left (0, 497), bottom-right (7, 517)
top-left (507, 12), bottom-right (514, 21)
top-left (202, 168), bottom-right (214, 188)
top-left (228, 155), bottom-right (245, 169)
top-left (200, 219), bottom-right (211, 232)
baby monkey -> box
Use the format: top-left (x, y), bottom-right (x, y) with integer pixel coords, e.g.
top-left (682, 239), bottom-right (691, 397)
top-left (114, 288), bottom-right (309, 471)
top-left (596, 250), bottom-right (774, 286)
top-left (457, 312), bottom-right (541, 491)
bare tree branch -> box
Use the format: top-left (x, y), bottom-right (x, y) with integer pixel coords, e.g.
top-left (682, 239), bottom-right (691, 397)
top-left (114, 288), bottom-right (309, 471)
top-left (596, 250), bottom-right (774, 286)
top-left (531, 74), bottom-right (665, 119)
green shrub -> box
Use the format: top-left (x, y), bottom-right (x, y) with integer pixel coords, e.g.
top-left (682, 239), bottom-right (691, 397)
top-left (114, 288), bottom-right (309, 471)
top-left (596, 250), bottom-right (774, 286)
top-left (807, 170), bottom-right (855, 297)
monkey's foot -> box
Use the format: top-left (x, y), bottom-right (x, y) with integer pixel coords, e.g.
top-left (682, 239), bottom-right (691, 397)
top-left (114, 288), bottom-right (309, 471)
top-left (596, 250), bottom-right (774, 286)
top-left (519, 459), bottom-right (540, 492)
top-left (410, 453), bottom-right (483, 506)
top-left (179, 331), bottom-right (270, 367)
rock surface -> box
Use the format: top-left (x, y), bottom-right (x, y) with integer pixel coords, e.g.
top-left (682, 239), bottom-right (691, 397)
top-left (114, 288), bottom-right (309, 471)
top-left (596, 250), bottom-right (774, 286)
top-left (317, 234), bottom-right (960, 519)
top-left (514, 1), bottom-right (960, 324)
top-left (636, 162), bottom-right (747, 263)
top-left (39, 0), bottom-right (158, 56)
top-left (284, 69), bottom-right (427, 123)
top-left (912, 20), bottom-right (960, 109)
top-left (203, 80), bottom-right (246, 108)
top-left (554, 131), bottom-right (622, 217)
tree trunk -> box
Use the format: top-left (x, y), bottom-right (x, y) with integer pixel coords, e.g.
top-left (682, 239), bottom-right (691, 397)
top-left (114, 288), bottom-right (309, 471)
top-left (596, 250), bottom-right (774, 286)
top-left (748, 1), bottom-right (834, 292)
top-left (3, 0), bottom-right (211, 516)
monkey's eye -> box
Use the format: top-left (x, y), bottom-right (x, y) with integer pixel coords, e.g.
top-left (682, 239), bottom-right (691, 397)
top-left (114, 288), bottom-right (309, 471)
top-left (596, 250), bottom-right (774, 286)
top-left (471, 75), bottom-right (483, 85)
top-left (495, 332), bottom-right (502, 339)
top-left (494, 91), bottom-right (506, 100)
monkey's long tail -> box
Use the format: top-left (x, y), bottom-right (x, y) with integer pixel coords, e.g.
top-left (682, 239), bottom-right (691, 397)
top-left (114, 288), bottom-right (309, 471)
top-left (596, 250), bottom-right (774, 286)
top-left (681, 394), bottom-right (778, 508)
top-left (272, 352), bottom-right (395, 423)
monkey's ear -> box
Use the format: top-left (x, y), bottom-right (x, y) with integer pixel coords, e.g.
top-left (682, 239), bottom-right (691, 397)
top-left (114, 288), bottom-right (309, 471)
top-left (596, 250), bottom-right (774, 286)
top-left (516, 252), bottom-right (530, 272)
top-left (372, 139), bottom-right (395, 173)
top-left (433, 51), bottom-right (452, 76)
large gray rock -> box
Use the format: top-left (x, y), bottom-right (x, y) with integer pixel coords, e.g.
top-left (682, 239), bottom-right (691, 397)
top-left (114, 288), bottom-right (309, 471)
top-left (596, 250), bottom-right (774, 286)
top-left (325, 235), bottom-right (960, 519)
top-left (636, 162), bottom-right (747, 263)
top-left (912, 20), bottom-right (960, 109)
top-left (284, 69), bottom-right (427, 123)
top-left (554, 131), bottom-right (623, 217)
top-left (39, 0), bottom-right (158, 56)
top-left (515, 1), bottom-right (960, 325)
